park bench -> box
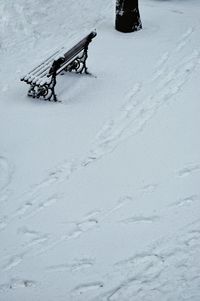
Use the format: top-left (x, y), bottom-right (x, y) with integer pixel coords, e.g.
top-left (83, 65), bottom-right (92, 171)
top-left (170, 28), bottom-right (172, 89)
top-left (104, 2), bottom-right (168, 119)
top-left (21, 31), bottom-right (97, 102)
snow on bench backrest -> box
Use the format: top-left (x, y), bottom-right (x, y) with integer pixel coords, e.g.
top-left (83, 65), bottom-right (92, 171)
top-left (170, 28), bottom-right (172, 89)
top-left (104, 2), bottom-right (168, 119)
top-left (21, 31), bottom-right (96, 85)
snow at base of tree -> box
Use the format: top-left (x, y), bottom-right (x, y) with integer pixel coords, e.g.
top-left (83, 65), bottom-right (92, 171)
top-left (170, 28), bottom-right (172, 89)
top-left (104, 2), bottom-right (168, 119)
top-left (0, 0), bottom-right (200, 300)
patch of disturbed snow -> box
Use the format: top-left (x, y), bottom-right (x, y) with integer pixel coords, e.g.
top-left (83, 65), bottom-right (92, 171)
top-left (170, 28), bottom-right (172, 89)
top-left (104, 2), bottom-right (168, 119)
top-left (0, 0), bottom-right (200, 301)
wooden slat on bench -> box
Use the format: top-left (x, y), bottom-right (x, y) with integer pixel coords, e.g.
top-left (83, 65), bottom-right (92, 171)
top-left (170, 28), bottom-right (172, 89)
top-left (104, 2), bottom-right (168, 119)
top-left (22, 31), bottom-right (97, 84)
top-left (22, 48), bottom-right (65, 82)
top-left (25, 38), bottom-right (85, 83)
top-left (49, 32), bottom-right (96, 76)
top-left (28, 38), bottom-right (87, 85)
top-left (55, 40), bottom-right (87, 76)
top-left (24, 35), bottom-right (86, 81)
top-left (64, 37), bottom-right (87, 59)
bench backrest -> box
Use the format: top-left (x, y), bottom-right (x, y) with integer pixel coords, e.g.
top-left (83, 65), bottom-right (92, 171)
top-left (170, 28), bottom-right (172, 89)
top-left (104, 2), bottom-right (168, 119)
top-left (49, 31), bottom-right (97, 76)
top-left (21, 31), bottom-right (96, 85)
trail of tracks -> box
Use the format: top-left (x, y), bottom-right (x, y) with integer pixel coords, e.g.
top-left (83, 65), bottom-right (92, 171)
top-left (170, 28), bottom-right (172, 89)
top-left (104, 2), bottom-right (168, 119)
top-left (91, 220), bottom-right (200, 301)
top-left (85, 27), bottom-right (200, 162)
top-left (0, 161), bottom-right (199, 280)
top-left (1, 23), bottom-right (198, 232)
top-left (0, 21), bottom-right (200, 300)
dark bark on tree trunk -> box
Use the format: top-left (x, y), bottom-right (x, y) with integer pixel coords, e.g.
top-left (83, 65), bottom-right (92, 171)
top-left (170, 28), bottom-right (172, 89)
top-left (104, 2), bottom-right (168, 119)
top-left (115, 0), bottom-right (142, 33)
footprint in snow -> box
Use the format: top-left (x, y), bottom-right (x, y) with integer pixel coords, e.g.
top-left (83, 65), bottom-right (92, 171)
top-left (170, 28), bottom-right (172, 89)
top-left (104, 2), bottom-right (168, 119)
top-left (177, 164), bottom-right (200, 177)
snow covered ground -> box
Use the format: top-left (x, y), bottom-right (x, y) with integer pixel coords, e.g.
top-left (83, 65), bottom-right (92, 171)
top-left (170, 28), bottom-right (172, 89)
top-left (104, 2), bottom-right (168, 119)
top-left (0, 0), bottom-right (200, 300)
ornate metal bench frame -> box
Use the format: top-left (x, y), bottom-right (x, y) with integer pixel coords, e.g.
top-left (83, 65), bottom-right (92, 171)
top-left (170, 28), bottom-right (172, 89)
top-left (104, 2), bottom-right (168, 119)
top-left (21, 31), bottom-right (97, 102)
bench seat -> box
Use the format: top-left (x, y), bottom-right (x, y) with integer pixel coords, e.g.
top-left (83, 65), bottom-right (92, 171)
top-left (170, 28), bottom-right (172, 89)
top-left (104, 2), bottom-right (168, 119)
top-left (21, 31), bottom-right (97, 101)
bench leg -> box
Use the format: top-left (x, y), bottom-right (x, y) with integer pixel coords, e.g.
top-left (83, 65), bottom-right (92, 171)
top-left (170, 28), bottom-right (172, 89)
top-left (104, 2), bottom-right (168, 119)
top-left (80, 47), bottom-right (89, 74)
top-left (27, 77), bottom-right (57, 102)
top-left (28, 84), bottom-right (37, 98)
top-left (48, 77), bottom-right (57, 101)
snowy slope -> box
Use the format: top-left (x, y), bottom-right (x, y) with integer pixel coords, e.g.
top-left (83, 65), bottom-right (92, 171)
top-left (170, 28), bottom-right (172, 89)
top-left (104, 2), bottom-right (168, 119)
top-left (0, 0), bottom-right (200, 300)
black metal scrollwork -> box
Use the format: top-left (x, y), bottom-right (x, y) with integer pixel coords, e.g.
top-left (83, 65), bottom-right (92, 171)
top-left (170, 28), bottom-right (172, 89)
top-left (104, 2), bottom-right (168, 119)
top-left (65, 47), bottom-right (89, 74)
top-left (27, 47), bottom-right (89, 101)
top-left (22, 32), bottom-right (95, 102)
top-left (27, 77), bottom-right (57, 101)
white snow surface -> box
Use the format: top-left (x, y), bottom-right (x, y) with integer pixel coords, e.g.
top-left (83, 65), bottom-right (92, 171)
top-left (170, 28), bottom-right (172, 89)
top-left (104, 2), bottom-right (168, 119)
top-left (0, 0), bottom-right (200, 300)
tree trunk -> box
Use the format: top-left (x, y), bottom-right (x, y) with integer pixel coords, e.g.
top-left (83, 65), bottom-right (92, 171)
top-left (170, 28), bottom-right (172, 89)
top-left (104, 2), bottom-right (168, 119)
top-left (115, 0), bottom-right (142, 33)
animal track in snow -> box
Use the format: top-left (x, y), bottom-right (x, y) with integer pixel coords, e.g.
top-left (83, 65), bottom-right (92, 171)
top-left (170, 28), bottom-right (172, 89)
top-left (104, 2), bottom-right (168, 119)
top-left (0, 218), bottom-right (7, 231)
top-left (177, 163), bottom-right (200, 177)
top-left (1, 194), bottom-right (59, 234)
top-left (170, 9), bottom-right (183, 15)
top-left (0, 159), bottom-right (77, 232)
top-left (151, 52), bottom-right (170, 81)
top-left (37, 160), bottom-right (77, 189)
top-left (0, 279), bottom-right (36, 293)
top-left (72, 282), bottom-right (104, 296)
top-left (47, 258), bottom-right (94, 273)
top-left (120, 215), bottom-right (160, 224)
top-left (0, 156), bottom-right (13, 197)
top-left (18, 226), bottom-right (50, 248)
top-left (78, 219), bottom-right (99, 231)
top-left (3, 255), bottom-right (23, 271)
top-left (86, 34), bottom-right (200, 162)
top-left (100, 196), bottom-right (133, 222)
top-left (171, 194), bottom-right (199, 207)
top-left (34, 216), bottom-right (100, 256)
top-left (34, 197), bottom-right (131, 256)
top-left (94, 220), bottom-right (200, 301)
top-left (66, 218), bottom-right (99, 240)
top-left (152, 27), bottom-right (193, 82)
top-left (0, 227), bottom-right (50, 272)
top-left (83, 210), bottom-right (101, 219)
top-left (140, 183), bottom-right (158, 194)
top-left (174, 27), bottom-right (193, 53)
top-left (86, 83), bottom-right (141, 161)
top-left (115, 251), bottom-right (164, 273)
top-left (23, 195), bottom-right (58, 219)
